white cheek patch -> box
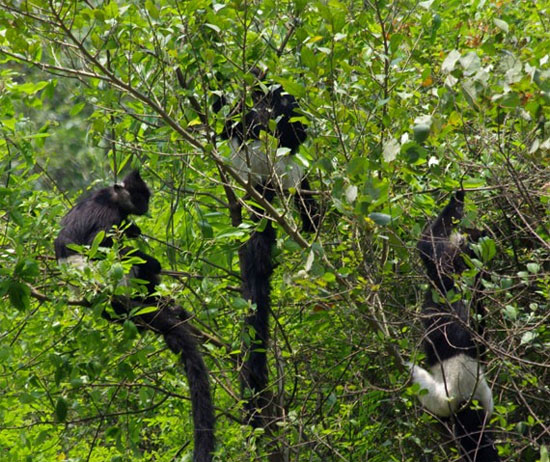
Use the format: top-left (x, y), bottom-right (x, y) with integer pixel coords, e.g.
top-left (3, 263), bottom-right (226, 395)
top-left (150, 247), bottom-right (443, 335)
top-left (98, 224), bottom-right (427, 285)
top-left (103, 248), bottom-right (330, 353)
top-left (229, 138), bottom-right (303, 190)
top-left (410, 354), bottom-right (493, 417)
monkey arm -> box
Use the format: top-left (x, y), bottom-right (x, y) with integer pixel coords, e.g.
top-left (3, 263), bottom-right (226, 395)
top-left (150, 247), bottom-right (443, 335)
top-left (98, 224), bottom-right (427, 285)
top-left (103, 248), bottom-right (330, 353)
top-left (124, 223), bottom-right (142, 238)
top-left (417, 191), bottom-right (467, 293)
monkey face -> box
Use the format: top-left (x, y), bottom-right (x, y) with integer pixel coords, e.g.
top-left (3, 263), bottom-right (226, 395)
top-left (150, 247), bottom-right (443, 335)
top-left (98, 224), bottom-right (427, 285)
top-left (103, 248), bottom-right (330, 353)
top-left (120, 170), bottom-right (151, 215)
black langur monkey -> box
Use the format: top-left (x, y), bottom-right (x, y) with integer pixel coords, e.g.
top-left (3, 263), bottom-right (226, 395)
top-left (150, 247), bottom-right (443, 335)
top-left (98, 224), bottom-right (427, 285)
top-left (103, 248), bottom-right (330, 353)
top-left (217, 78), bottom-right (320, 426)
top-left (410, 191), bottom-right (499, 462)
top-left (55, 170), bottom-right (161, 298)
top-left (55, 170), bottom-right (215, 462)
top-left (218, 78), bottom-right (320, 233)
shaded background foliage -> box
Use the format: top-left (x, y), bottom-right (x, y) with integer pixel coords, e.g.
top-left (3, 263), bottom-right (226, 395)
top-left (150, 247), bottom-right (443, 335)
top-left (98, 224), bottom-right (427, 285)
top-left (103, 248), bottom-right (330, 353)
top-left (0, 0), bottom-right (549, 461)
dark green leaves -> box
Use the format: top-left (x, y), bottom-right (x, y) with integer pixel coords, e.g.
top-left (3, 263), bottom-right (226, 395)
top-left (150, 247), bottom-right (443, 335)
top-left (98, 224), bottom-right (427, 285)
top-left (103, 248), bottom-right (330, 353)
top-left (7, 281), bottom-right (30, 311)
top-left (55, 397), bottom-right (68, 423)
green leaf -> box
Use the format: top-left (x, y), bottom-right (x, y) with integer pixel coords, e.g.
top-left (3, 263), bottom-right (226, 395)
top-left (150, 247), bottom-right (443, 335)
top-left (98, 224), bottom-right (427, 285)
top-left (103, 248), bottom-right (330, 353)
top-left (369, 213), bottom-right (392, 226)
top-left (14, 258), bottom-right (39, 281)
top-left (55, 397), bottom-right (68, 422)
top-left (382, 138), bottom-right (400, 162)
top-left (110, 263), bottom-right (124, 280)
top-left (346, 157), bottom-right (367, 177)
top-left (89, 230), bottom-right (105, 258)
top-left (479, 238), bottom-right (496, 262)
top-left (8, 281), bottom-right (30, 311)
top-left (541, 445), bottom-right (549, 462)
top-left (0, 346), bottom-right (11, 361)
top-left (499, 92), bottom-right (520, 108)
top-left (441, 50), bottom-right (461, 73)
top-left (278, 79), bottom-right (305, 98)
top-left (117, 153), bottom-right (132, 173)
top-left (69, 102), bottom-right (86, 117)
top-left (504, 305), bottom-right (517, 321)
top-left (493, 18), bottom-right (509, 33)
top-left (1, 118), bottom-right (17, 131)
top-left (132, 305), bottom-right (158, 316)
top-left (123, 320), bottom-right (139, 339)
top-left (12, 81), bottom-right (49, 95)
top-left (413, 124), bottom-right (430, 144)
top-left (322, 272), bottom-right (336, 283)
top-left (301, 46), bottom-right (317, 70)
top-left (104, 1), bottom-right (119, 19)
top-left (198, 218), bottom-right (213, 238)
top-left (389, 33), bottom-right (403, 53)
top-left (145, 0), bottom-right (159, 19)
top-left (217, 227), bottom-right (247, 239)
top-left (521, 331), bottom-right (537, 345)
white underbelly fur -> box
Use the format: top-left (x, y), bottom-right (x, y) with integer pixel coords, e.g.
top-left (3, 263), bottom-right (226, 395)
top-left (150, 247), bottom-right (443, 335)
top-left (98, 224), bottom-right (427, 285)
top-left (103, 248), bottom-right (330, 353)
top-left (229, 138), bottom-right (303, 190)
top-left (411, 353), bottom-right (494, 417)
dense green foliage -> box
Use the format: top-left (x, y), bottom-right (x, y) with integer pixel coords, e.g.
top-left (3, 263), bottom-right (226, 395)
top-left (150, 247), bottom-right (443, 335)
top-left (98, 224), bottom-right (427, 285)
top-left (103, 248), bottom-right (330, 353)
top-left (1, 0), bottom-right (549, 460)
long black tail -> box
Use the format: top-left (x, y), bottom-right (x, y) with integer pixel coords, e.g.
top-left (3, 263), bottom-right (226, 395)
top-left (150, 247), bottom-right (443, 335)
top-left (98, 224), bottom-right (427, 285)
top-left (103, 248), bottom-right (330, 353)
top-left (454, 407), bottom-right (499, 462)
top-left (116, 298), bottom-right (215, 462)
top-left (295, 177), bottom-right (321, 233)
top-left (162, 312), bottom-right (216, 462)
top-left (240, 220), bottom-right (276, 426)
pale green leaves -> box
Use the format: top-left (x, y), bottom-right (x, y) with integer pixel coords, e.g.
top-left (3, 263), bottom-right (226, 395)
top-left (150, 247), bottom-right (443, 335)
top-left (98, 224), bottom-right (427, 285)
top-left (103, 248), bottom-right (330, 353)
top-left (441, 50), bottom-right (461, 73)
top-left (493, 18), bottom-right (509, 33)
top-left (382, 138), bottom-right (400, 162)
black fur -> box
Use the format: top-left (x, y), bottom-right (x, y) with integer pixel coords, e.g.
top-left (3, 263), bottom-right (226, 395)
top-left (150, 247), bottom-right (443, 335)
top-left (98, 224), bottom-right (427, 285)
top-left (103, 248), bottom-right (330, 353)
top-left (417, 191), bottom-right (488, 366)
top-left (415, 191), bottom-right (499, 462)
top-left (55, 170), bottom-right (151, 257)
top-left (121, 248), bottom-right (162, 295)
top-left (421, 300), bottom-right (479, 367)
top-left (55, 170), bottom-right (160, 310)
top-left (231, 183), bottom-right (277, 427)
top-left (417, 190), bottom-right (466, 294)
top-left (134, 299), bottom-right (215, 462)
top-left (295, 177), bottom-right (318, 233)
top-left (55, 171), bottom-right (215, 461)
top-left (222, 84), bottom-right (307, 153)
top-left (240, 217), bottom-right (276, 426)
top-left (455, 407), bottom-right (499, 462)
